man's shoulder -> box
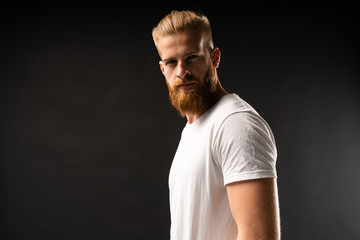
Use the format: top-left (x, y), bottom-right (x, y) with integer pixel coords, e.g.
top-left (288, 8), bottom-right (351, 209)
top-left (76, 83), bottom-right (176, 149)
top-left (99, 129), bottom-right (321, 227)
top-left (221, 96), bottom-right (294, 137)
top-left (211, 93), bottom-right (257, 121)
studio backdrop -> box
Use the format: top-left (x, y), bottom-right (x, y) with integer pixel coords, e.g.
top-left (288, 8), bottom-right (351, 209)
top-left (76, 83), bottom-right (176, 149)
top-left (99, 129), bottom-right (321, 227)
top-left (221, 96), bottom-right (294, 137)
top-left (1, 4), bottom-right (359, 240)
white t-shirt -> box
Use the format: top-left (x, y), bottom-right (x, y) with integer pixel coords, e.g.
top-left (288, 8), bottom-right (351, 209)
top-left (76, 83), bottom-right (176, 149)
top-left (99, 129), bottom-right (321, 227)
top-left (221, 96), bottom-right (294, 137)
top-left (169, 93), bottom-right (277, 240)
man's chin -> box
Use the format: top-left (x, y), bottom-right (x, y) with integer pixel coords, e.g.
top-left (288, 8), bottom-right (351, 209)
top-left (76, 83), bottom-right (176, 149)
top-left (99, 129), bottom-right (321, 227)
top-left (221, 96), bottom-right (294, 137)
top-left (169, 87), bottom-right (214, 118)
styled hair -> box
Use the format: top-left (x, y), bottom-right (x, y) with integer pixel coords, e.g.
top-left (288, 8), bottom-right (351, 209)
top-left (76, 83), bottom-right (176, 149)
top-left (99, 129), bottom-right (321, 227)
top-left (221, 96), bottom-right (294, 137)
top-left (152, 10), bottom-right (213, 50)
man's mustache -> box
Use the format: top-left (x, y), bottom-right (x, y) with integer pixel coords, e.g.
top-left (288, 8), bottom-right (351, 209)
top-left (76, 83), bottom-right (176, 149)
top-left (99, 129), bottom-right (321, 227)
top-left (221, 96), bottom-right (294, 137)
top-left (174, 78), bottom-right (198, 88)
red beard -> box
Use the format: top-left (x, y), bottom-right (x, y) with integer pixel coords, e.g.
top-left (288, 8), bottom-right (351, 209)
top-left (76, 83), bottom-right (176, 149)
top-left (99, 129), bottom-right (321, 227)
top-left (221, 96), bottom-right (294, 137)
top-left (166, 66), bottom-right (218, 117)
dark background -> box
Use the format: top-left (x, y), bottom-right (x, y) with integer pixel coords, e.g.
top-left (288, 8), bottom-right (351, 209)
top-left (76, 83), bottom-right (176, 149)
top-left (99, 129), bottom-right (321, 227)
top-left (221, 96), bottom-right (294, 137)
top-left (2, 3), bottom-right (359, 240)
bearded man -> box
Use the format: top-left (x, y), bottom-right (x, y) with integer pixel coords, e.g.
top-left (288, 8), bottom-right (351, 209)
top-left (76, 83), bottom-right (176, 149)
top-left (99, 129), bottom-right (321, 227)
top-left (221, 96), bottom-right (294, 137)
top-left (152, 10), bottom-right (280, 240)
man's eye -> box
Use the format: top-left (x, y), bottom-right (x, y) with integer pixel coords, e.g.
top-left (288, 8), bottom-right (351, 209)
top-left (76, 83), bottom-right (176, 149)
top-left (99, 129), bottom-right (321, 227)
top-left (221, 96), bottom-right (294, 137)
top-left (187, 55), bottom-right (198, 60)
top-left (166, 60), bottom-right (177, 66)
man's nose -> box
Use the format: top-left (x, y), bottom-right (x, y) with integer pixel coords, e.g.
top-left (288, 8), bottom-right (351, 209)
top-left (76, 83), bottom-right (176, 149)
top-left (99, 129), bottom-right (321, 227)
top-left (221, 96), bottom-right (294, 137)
top-left (176, 61), bottom-right (191, 80)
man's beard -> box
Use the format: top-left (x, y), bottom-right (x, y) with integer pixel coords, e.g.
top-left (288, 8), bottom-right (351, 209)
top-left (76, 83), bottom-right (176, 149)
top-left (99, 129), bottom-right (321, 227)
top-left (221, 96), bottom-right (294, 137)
top-left (166, 66), bottom-right (219, 117)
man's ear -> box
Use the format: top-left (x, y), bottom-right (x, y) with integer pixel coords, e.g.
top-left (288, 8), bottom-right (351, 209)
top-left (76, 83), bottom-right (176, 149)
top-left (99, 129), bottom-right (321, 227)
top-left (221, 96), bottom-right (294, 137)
top-left (211, 48), bottom-right (221, 68)
top-left (159, 61), bottom-right (165, 75)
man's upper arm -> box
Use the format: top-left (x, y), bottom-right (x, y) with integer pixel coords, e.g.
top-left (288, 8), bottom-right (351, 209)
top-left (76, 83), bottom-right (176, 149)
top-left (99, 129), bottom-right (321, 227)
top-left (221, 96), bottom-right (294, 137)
top-left (215, 111), bottom-right (280, 238)
top-left (214, 112), bottom-right (277, 185)
top-left (226, 178), bottom-right (280, 240)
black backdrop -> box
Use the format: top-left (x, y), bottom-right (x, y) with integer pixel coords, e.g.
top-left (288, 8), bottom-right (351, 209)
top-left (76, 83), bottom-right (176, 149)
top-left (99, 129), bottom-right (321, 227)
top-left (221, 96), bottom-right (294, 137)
top-left (2, 4), bottom-right (359, 240)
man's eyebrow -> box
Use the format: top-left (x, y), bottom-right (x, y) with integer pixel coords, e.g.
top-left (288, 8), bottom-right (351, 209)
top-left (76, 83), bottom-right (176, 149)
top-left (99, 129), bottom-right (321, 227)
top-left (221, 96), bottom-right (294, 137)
top-left (162, 57), bottom-right (175, 62)
top-left (184, 51), bottom-right (198, 57)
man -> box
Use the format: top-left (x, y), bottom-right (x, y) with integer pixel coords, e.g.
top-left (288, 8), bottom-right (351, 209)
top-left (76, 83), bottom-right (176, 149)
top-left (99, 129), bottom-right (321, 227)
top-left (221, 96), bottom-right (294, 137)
top-left (152, 10), bottom-right (280, 240)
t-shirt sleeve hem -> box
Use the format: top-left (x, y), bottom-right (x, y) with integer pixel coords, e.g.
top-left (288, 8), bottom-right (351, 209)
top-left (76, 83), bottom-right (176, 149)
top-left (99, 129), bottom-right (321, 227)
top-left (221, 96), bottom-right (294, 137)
top-left (224, 170), bottom-right (277, 186)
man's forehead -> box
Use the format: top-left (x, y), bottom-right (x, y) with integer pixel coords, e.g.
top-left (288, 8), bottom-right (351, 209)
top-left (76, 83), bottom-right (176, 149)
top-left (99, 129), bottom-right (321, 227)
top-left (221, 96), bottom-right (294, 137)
top-left (157, 31), bottom-right (206, 59)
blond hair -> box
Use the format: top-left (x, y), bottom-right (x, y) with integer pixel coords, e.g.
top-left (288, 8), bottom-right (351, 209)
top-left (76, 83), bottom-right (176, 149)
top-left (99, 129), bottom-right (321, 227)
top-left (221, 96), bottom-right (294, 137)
top-left (152, 10), bottom-right (213, 50)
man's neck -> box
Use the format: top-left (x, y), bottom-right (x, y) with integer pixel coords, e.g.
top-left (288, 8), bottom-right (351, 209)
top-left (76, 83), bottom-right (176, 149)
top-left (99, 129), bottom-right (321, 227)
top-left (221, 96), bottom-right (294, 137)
top-left (185, 112), bottom-right (203, 124)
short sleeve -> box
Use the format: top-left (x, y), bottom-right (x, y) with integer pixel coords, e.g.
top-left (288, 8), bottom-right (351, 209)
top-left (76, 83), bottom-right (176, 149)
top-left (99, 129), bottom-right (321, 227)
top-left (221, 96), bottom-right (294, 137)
top-left (213, 111), bottom-right (277, 186)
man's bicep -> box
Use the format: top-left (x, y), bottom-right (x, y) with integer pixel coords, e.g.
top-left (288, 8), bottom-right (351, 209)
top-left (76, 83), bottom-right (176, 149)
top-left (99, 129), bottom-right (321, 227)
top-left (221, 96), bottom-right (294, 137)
top-left (226, 178), bottom-right (280, 240)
